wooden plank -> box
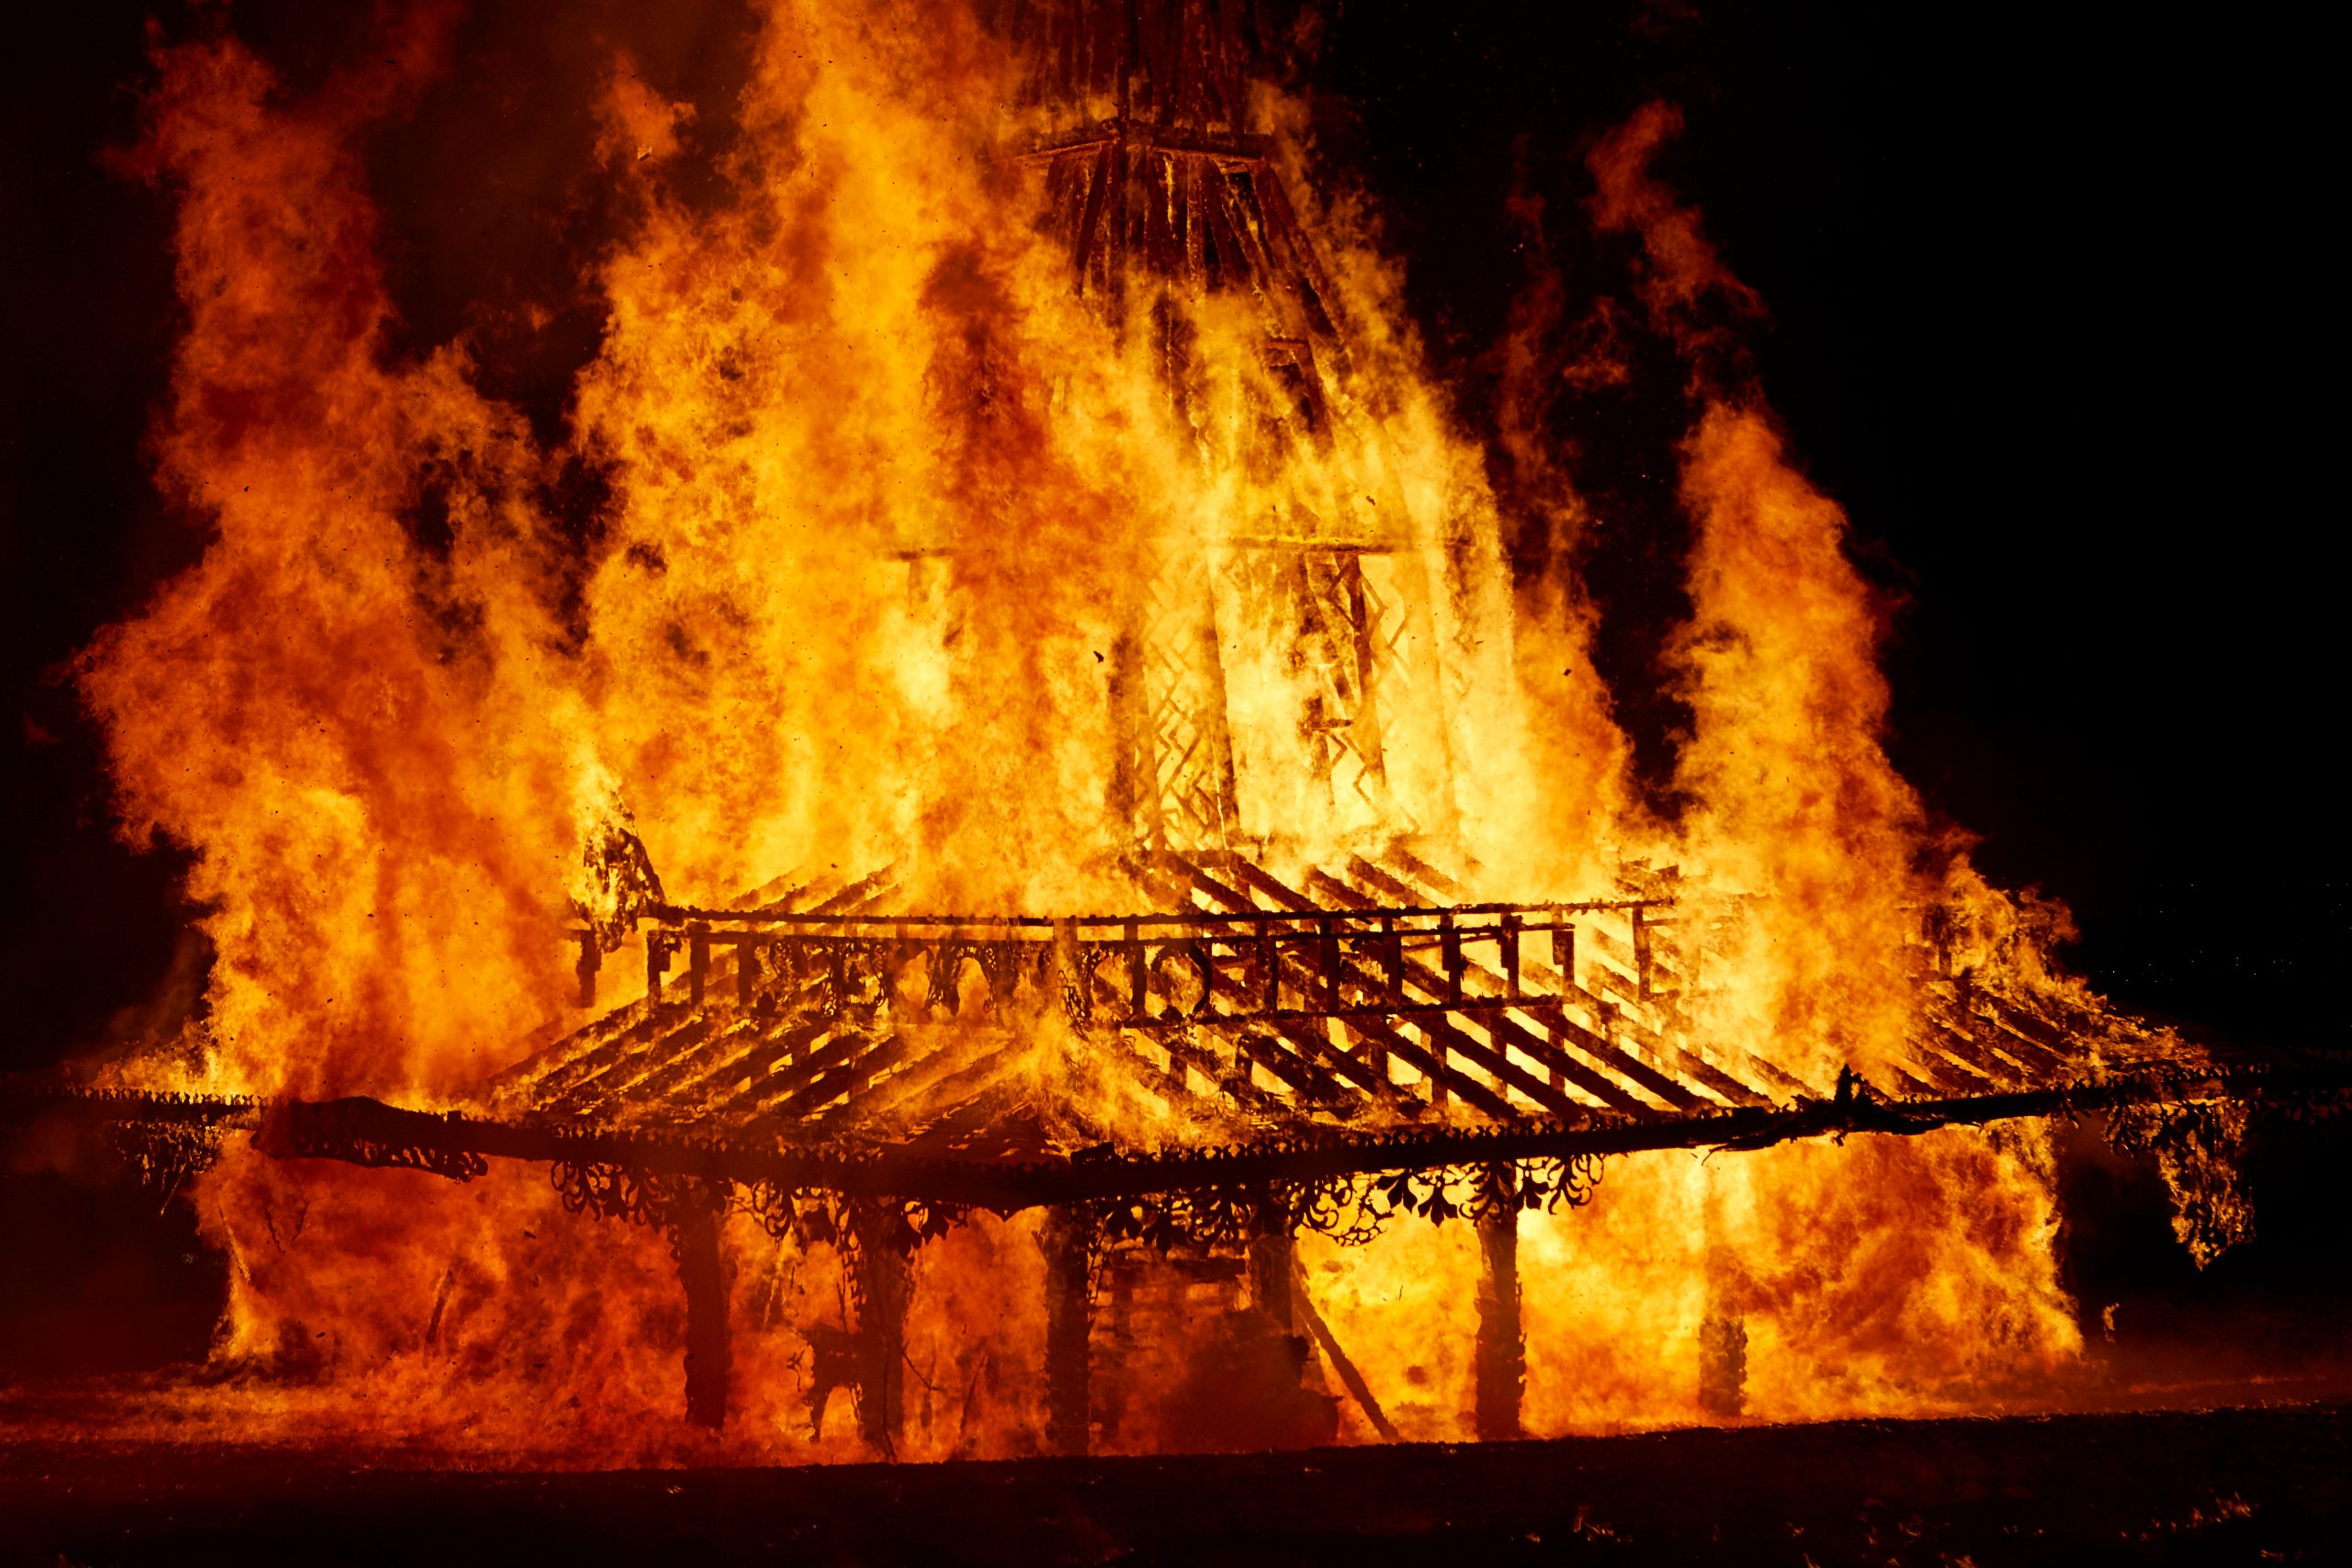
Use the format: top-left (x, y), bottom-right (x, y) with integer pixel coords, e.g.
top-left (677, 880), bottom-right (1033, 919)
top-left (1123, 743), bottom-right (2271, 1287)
top-left (1264, 1016), bottom-right (1414, 1112)
top-left (1919, 1018), bottom-right (2030, 1089)
top-left (734, 1024), bottom-right (864, 1114)
top-left (1473, 1009), bottom-right (1652, 1114)
top-left (1216, 855), bottom-right (1319, 913)
top-left (1232, 1026), bottom-right (1358, 1107)
top-left (628, 1018), bottom-right (763, 1110)
top-left (1340, 853), bottom-right (1421, 908)
top-left (1156, 1028), bottom-right (1287, 1116)
top-left (1261, 907), bottom-right (1569, 1118)
top-left (1351, 927), bottom-right (1690, 1112)
top-left (1102, 1034), bottom-right (1204, 1117)
top-left (1512, 1002), bottom-right (1705, 1112)
top-left (1892, 1038), bottom-right (1988, 1097)
top-left (1254, 166), bottom-right (1344, 337)
top-left (1335, 1014), bottom-right (1519, 1122)
top-left (1379, 845), bottom-right (1466, 901)
top-left (546, 1016), bottom-right (719, 1117)
top-left (767, 1032), bottom-right (915, 1122)
top-left (867, 1034), bottom-right (1036, 1133)
top-left (1974, 998), bottom-right (2080, 1078)
top-left (1189, 852), bottom-right (1732, 1114)
top-left (1304, 865), bottom-right (1375, 910)
top-left (1585, 922), bottom-right (1686, 989)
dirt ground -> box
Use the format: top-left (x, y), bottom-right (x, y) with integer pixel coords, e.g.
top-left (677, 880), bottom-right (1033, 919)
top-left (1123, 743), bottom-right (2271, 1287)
top-left (5, 1400), bottom-right (2346, 1566)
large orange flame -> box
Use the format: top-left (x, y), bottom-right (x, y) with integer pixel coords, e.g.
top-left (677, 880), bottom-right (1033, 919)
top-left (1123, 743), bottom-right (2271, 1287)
top-left (68, 3), bottom-right (2103, 1460)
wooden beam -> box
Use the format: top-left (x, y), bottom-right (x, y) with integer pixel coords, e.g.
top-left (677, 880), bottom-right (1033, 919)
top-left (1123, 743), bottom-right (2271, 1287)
top-left (676, 1202), bottom-right (730, 1430)
top-left (851, 1209), bottom-right (910, 1457)
top-left (1474, 1171), bottom-right (1523, 1441)
top-left (1041, 1207), bottom-right (1093, 1457)
top-left (1289, 1256), bottom-right (1399, 1442)
top-left (1247, 1227), bottom-right (1295, 1332)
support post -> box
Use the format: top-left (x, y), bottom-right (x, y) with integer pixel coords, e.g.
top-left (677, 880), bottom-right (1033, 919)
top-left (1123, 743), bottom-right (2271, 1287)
top-left (1041, 1206), bottom-right (1095, 1456)
top-left (851, 1208), bottom-right (911, 1455)
top-left (1632, 906), bottom-right (1653, 999)
top-left (576, 931), bottom-right (601, 1008)
top-left (1318, 917), bottom-right (1340, 1012)
top-left (687, 922), bottom-right (710, 1010)
top-left (646, 933), bottom-right (671, 1013)
top-left (1382, 916), bottom-right (1402, 1008)
top-left (675, 1201), bottom-right (730, 1429)
top-left (1474, 1166), bottom-right (1523, 1441)
top-left (1441, 913), bottom-right (1464, 1005)
top-left (1247, 1225), bottom-right (1295, 1333)
top-left (1126, 920), bottom-right (1147, 1020)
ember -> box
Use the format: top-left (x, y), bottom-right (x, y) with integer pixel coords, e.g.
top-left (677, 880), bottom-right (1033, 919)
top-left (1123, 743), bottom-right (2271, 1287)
top-left (3, 0), bottom-right (2343, 1489)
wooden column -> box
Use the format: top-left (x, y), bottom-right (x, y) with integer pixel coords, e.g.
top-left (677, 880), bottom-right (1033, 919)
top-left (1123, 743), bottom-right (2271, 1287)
top-left (1247, 1227), bottom-right (1295, 1333)
top-left (1473, 1167), bottom-right (1524, 1441)
top-left (686, 922), bottom-right (710, 1010)
top-left (852, 1209), bottom-right (910, 1455)
top-left (1041, 1207), bottom-right (1094, 1456)
top-left (675, 1202), bottom-right (731, 1429)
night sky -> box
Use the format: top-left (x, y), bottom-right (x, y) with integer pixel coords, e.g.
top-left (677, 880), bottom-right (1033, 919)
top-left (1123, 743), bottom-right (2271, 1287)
top-left (2, 0), bottom-right (2340, 1076)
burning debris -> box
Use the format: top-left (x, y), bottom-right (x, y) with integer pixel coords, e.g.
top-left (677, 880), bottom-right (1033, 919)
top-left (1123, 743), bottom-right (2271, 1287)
top-left (6, 0), bottom-right (2343, 1468)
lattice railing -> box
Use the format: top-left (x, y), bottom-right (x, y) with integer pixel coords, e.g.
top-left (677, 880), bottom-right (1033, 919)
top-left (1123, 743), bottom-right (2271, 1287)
top-left (573, 897), bottom-right (1667, 1028)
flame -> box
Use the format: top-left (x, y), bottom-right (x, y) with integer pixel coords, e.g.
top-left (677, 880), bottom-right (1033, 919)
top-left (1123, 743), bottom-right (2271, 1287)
top-left (61, 3), bottom-right (2119, 1459)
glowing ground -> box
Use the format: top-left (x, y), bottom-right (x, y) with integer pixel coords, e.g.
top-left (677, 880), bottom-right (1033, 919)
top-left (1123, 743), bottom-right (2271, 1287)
top-left (6, 1401), bottom-right (2346, 1566)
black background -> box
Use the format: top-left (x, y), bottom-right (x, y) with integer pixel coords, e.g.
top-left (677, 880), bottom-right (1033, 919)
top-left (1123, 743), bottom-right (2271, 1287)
top-left (1, 1), bottom-right (2342, 1378)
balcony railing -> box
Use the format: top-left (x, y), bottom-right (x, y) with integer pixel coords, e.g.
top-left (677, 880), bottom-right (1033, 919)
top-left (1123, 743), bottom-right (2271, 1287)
top-left (572, 898), bottom-right (1671, 1028)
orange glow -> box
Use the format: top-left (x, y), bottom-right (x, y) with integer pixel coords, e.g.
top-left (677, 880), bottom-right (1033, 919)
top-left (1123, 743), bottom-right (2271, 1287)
top-left (62, 2), bottom-right (2154, 1461)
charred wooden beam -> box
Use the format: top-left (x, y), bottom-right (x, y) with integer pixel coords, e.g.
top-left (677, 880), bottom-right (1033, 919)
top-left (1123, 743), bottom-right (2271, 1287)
top-left (1287, 1255), bottom-right (1398, 1442)
top-left (1247, 1225), bottom-right (1295, 1333)
top-left (221, 1056), bottom-right (2352, 1212)
top-left (675, 1201), bottom-right (731, 1429)
top-left (1041, 1206), bottom-right (1094, 1457)
top-left (850, 1205), bottom-right (911, 1457)
top-left (646, 932), bottom-right (673, 1012)
top-left (687, 922), bottom-right (710, 1010)
top-left (1474, 1166), bottom-right (1524, 1441)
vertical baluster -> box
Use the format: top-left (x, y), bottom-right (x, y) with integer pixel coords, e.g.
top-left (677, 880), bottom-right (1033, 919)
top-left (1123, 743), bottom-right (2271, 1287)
top-left (1632, 906), bottom-right (1653, 999)
top-left (687, 922), bottom-right (710, 1010)
top-left (1319, 916), bottom-right (1340, 1013)
top-left (738, 938), bottom-right (759, 1006)
top-left (1383, 916), bottom-right (1402, 1008)
top-left (576, 931), bottom-right (601, 1009)
top-left (1547, 915), bottom-right (1573, 1090)
top-left (1261, 923), bottom-right (1281, 1015)
top-left (1501, 912), bottom-right (1521, 1000)
top-left (1053, 919), bottom-right (1081, 1021)
top-left (1441, 914), bottom-right (1464, 1007)
top-left (1126, 919), bottom-right (1146, 1020)
top-left (646, 933), bottom-right (671, 1013)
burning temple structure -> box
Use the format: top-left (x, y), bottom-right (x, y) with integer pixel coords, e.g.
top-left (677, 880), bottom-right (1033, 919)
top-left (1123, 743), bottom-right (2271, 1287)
top-left (11, 0), bottom-right (2343, 1461)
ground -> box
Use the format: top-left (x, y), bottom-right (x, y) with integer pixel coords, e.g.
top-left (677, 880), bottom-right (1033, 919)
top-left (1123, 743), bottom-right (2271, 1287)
top-left (5, 1402), bottom-right (2346, 1566)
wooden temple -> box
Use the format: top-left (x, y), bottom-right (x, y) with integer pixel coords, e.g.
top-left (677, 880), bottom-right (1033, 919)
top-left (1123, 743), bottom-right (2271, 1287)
top-left (6, 0), bottom-right (2343, 1458)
